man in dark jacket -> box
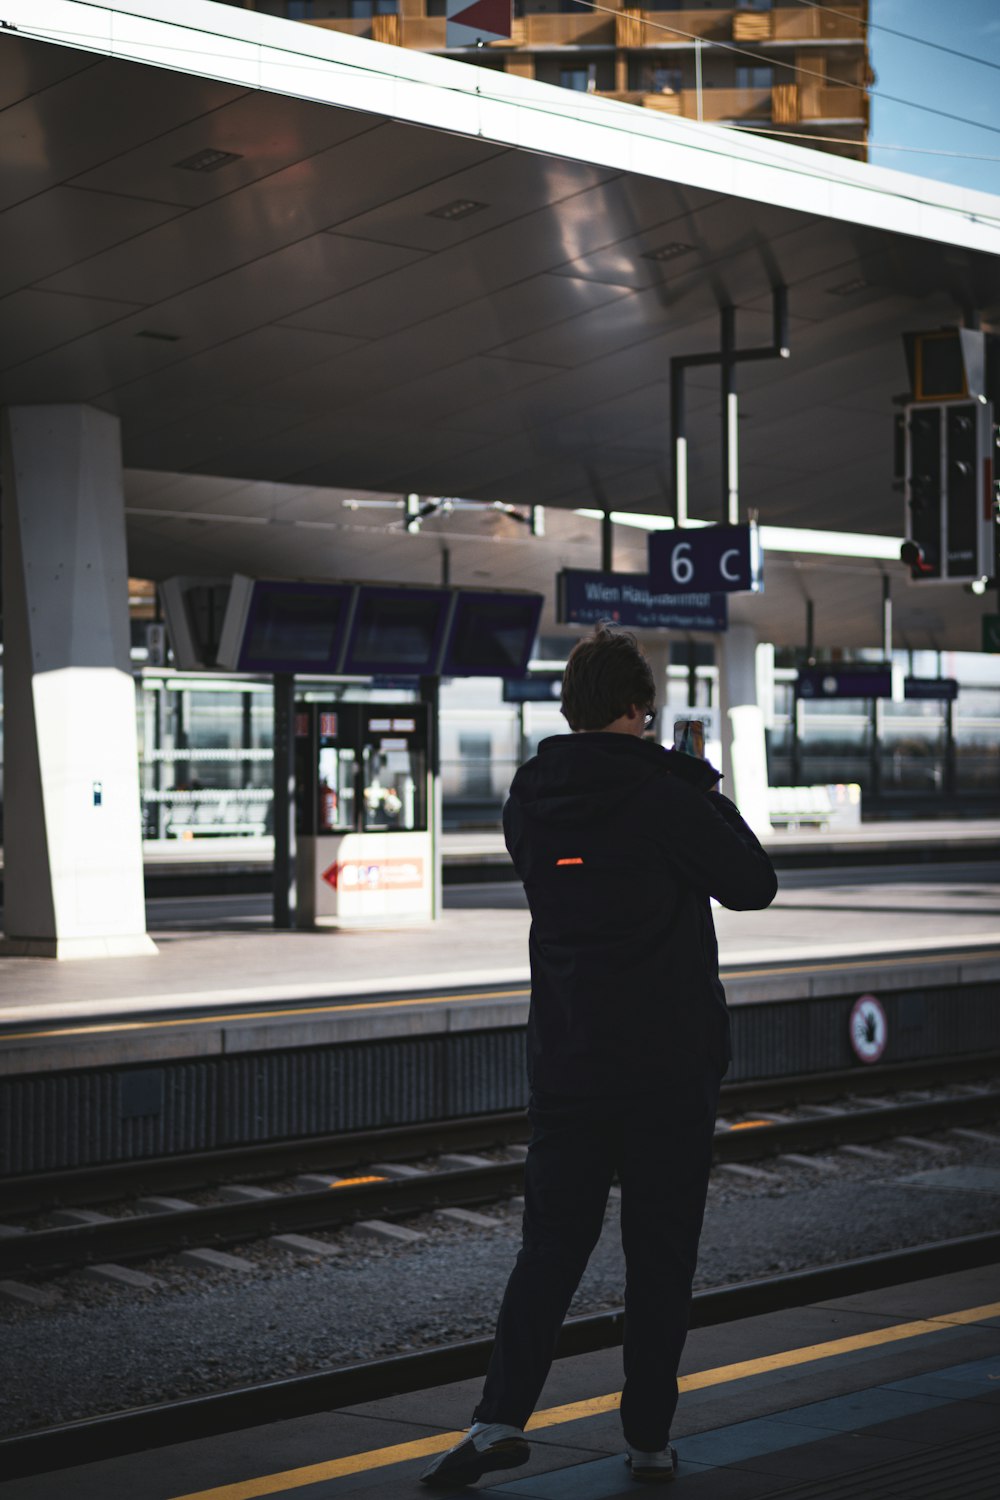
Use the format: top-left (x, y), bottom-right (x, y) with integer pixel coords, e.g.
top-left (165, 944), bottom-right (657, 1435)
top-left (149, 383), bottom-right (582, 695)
top-left (422, 625), bottom-right (777, 1488)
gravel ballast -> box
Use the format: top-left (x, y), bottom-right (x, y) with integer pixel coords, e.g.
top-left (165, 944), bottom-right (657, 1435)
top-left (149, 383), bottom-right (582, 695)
top-left (1, 1131), bottom-right (998, 1438)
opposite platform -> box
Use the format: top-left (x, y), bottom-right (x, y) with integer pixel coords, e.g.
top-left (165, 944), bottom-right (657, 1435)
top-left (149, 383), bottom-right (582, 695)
top-left (2, 860), bottom-right (1000, 1076)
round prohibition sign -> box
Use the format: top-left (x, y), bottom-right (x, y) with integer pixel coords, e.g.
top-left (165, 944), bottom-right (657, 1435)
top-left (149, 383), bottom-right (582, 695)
top-left (850, 994), bottom-right (888, 1064)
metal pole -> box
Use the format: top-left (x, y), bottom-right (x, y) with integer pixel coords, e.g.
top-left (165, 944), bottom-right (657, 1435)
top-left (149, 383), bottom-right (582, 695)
top-left (695, 39), bottom-right (704, 121)
top-left (869, 697), bottom-right (881, 806)
top-left (790, 688), bottom-right (802, 785)
top-left (420, 674), bottom-right (442, 921)
top-left (720, 304), bottom-right (738, 524)
top-left (670, 360), bottom-right (688, 527)
top-left (944, 696), bottom-right (957, 801)
top-left (272, 671), bottom-right (297, 930)
top-left (602, 510), bottom-right (613, 572)
top-left (882, 575), bottom-right (892, 660)
top-left (805, 599), bottom-right (815, 665)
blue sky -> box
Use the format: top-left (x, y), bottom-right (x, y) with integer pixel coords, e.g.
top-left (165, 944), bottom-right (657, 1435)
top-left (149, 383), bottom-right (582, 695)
top-left (867, 0), bottom-right (1000, 193)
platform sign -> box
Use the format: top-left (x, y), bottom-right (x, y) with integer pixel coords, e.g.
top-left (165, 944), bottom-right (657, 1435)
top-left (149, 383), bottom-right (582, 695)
top-left (558, 570), bottom-right (728, 632)
top-left (983, 615), bottom-right (1000, 654)
top-left (648, 523), bottom-right (762, 595)
top-left (503, 676), bottom-right (562, 703)
top-left (446, 0), bottom-right (511, 47)
top-left (796, 665), bottom-right (893, 700)
top-left (904, 677), bottom-right (959, 702)
top-left (850, 994), bottom-right (888, 1064)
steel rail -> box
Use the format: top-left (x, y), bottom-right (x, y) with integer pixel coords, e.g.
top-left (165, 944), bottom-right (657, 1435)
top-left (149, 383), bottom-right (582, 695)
top-left (2, 1087), bottom-right (998, 1279)
top-left (4, 1051), bottom-right (997, 1217)
top-left (1, 1228), bottom-right (998, 1482)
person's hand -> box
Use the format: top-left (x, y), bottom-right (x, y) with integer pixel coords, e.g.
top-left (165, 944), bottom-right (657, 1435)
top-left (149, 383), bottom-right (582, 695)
top-left (664, 747), bottom-right (722, 792)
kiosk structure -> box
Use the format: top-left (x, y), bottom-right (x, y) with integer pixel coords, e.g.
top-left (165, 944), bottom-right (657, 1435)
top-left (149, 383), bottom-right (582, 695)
top-left (295, 702), bottom-right (433, 926)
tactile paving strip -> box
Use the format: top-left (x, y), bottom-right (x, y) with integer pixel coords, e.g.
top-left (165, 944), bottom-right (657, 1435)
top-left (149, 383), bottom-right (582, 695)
top-left (766, 1428), bottom-right (1000, 1498)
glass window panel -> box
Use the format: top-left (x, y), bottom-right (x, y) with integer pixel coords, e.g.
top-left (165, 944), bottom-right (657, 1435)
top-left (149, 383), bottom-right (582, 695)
top-left (362, 742), bottom-right (426, 831)
top-left (318, 747), bottom-right (356, 831)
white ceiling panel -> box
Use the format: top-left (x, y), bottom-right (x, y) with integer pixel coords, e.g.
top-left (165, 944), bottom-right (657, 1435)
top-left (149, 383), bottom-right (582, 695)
top-left (116, 326), bottom-right (365, 439)
top-left (0, 286), bottom-right (141, 370)
top-left (36, 120), bottom-right (495, 305)
top-left (67, 88), bottom-right (378, 207)
top-left (331, 149), bottom-right (616, 253)
top-left (1, 56), bottom-right (242, 213)
top-left (106, 234), bottom-right (418, 402)
top-left (278, 175), bottom-right (717, 346)
top-left (124, 402), bottom-right (314, 475)
top-left (0, 39), bottom-right (94, 111)
top-left (0, 186), bottom-right (184, 302)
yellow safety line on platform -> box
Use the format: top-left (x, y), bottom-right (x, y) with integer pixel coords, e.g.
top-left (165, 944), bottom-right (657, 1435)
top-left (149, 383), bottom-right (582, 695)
top-left (7, 943), bottom-right (1000, 1045)
top-left (0, 988), bottom-right (531, 1043)
top-left (168, 1299), bottom-right (1000, 1500)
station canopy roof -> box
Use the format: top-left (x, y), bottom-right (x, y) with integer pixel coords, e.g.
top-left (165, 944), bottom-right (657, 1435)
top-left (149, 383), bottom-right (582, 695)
top-left (3, 1), bottom-right (1000, 650)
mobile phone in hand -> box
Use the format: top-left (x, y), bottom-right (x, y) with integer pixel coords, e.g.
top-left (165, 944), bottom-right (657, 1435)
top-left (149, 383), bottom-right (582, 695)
top-left (673, 719), bottom-right (705, 759)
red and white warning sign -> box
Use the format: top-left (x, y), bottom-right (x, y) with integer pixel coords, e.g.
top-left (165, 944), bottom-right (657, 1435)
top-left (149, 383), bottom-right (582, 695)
top-left (446, 0), bottom-right (512, 48)
top-left (322, 858), bottom-right (425, 893)
top-left (849, 994), bottom-right (888, 1064)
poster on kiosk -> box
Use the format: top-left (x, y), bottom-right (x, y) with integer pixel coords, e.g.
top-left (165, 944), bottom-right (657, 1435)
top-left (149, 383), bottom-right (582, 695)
top-left (296, 703), bottom-right (433, 926)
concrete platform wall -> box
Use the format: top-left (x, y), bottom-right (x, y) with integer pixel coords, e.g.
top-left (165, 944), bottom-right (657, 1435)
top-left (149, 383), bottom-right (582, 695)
top-left (2, 978), bottom-right (999, 1175)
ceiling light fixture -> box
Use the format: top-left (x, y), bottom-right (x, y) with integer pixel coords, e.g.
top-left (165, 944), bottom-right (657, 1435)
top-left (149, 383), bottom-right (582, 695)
top-left (428, 199), bottom-right (489, 222)
top-left (642, 242), bottom-right (695, 263)
top-left (576, 509), bottom-right (904, 562)
top-left (175, 148), bottom-right (243, 173)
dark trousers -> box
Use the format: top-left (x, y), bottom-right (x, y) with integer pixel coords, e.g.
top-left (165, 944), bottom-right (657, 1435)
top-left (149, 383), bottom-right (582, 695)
top-left (473, 1056), bottom-right (721, 1450)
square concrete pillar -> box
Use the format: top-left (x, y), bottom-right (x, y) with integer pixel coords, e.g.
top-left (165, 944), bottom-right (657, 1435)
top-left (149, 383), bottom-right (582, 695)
top-left (717, 624), bottom-right (773, 838)
top-left (1, 405), bottom-right (155, 958)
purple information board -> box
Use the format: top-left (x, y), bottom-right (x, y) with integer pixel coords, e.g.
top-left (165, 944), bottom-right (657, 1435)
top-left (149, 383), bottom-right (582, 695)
top-left (558, 570), bottom-right (727, 632)
top-left (796, 666), bottom-right (893, 700)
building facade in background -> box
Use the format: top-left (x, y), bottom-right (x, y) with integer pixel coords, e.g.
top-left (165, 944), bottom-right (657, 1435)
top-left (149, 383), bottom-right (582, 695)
top-left (225, 0), bottom-right (870, 161)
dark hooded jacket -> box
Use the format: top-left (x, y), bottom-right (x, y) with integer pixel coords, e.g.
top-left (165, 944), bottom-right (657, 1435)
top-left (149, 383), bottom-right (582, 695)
top-left (503, 732), bottom-right (778, 1095)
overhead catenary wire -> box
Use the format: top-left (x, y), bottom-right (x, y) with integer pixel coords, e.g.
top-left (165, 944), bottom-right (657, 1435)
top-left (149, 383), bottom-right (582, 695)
top-left (792, 0), bottom-right (1000, 76)
top-left (568, 0), bottom-right (1000, 142)
top-left (726, 123), bottom-right (1000, 166)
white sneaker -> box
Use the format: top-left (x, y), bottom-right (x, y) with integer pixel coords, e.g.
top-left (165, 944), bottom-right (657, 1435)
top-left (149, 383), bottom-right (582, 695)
top-left (626, 1443), bottom-right (677, 1483)
top-left (420, 1422), bottom-right (530, 1488)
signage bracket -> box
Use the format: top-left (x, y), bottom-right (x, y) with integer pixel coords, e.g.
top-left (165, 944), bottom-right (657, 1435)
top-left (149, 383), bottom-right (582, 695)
top-left (670, 284), bottom-right (789, 526)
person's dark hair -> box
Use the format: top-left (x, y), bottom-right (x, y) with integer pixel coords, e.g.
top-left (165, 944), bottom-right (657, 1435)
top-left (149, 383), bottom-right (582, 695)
top-left (560, 624), bottom-right (655, 731)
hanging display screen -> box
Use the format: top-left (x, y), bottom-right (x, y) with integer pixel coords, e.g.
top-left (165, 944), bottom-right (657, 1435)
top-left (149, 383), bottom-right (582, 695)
top-left (238, 582), bottom-right (353, 673)
top-left (341, 587), bottom-right (452, 676)
top-left (441, 591), bottom-right (544, 678)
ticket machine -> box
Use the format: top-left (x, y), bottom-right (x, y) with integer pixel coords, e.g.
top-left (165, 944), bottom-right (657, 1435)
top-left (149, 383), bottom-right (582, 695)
top-left (295, 702), bottom-right (433, 926)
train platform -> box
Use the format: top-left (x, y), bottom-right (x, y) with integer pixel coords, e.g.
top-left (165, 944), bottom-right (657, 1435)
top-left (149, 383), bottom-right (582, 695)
top-left (1, 859), bottom-right (999, 1073)
top-left (2, 862), bottom-right (1000, 1061)
top-left (2, 1262), bottom-right (997, 1499)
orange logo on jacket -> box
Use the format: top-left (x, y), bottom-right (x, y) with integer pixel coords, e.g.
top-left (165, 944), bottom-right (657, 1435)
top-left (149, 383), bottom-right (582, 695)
top-left (555, 857), bottom-right (584, 866)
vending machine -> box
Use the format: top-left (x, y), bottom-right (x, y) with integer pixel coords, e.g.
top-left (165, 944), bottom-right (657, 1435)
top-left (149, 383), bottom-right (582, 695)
top-left (295, 702), bottom-right (433, 927)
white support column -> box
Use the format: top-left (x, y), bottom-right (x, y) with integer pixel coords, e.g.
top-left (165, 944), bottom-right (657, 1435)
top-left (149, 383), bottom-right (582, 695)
top-left (717, 625), bottom-right (773, 838)
top-left (641, 639), bottom-right (671, 745)
top-left (1, 405), bottom-right (156, 958)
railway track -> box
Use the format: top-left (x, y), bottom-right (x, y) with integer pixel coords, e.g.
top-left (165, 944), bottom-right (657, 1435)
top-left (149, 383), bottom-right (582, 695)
top-left (2, 1056), bottom-right (998, 1281)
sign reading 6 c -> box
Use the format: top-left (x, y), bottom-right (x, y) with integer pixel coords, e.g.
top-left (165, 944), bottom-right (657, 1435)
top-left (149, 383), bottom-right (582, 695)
top-left (648, 522), bottom-right (762, 595)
